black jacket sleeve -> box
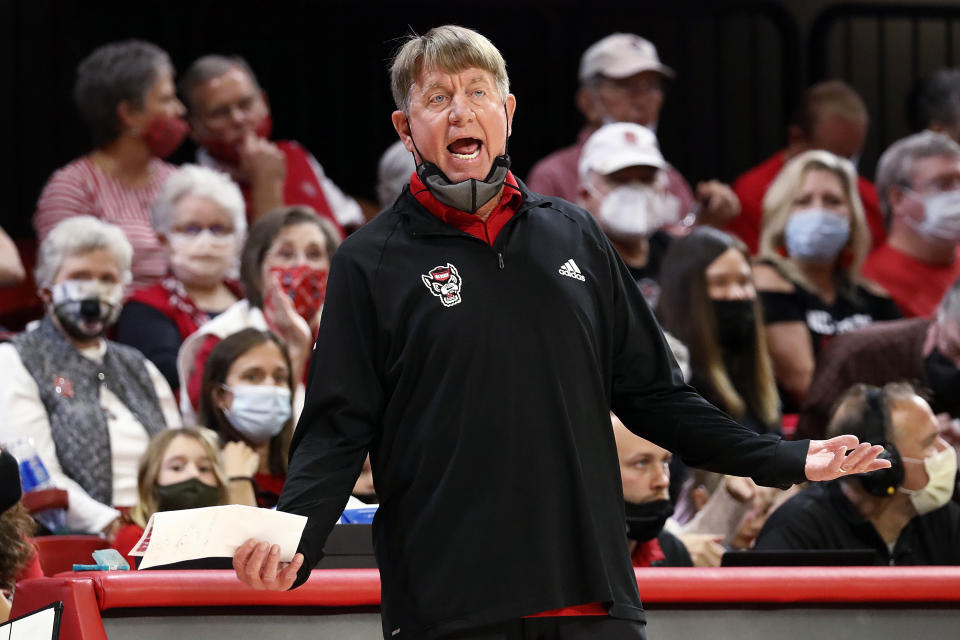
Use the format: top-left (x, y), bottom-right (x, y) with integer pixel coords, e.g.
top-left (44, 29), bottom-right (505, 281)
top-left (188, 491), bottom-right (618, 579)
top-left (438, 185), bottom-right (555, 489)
top-left (604, 237), bottom-right (809, 490)
top-left (113, 301), bottom-right (181, 390)
top-left (278, 250), bottom-right (382, 588)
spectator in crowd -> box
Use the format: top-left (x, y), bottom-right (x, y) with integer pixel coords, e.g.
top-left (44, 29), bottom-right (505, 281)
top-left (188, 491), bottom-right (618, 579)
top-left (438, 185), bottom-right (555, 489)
top-left (0, 446), bottom-right (39, 623)
top-left (732, 81), bottom-right (886, 254)
top-left (864, 131), bottom-right (960, 317)
top-left (179, 55), bottom-right (362, 233)
top-left (799, 275), bottom-right (960, 440)
top-left (197, 329), bottom-right (294, 508)
top-left (0, 228), bottom-right (25, 288)
top-left (34, 40), bottom-right (187, 289)
top-left (612, 414), bottom-right (692, 567)
top-left (754, 150), bottom-right (900, 410)
top-left (112, 427), bottom-right (258, 567)
top-left (658, 227), bottom-right (780, 435)
top-left (0, 217), bottom-right (180, 535)
top-left (676, 468), bottom-right (795, 556)
top-left (528, 33), bottom-right (739, 229)
top-left (577, 122), bottom-right (679, 308)
top-left (913, 69), bottom-right (960, 143)
top-left (377, 140), bottom-right (417, 210)
top-left (352, 454), bottom-right (377, 504)
top-left (756, 383), bottom-right (960, 565)
top-left (114, 165), bottom-right (246, 392)
top-left (176, 206), bottom-right (339, 421)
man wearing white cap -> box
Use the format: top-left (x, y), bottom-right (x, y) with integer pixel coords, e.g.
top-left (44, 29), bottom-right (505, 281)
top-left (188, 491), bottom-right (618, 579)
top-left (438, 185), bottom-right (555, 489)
top-left (528, 33), bottom-right (739, 228)
top-left (578, 122), bottom-right (679, 308)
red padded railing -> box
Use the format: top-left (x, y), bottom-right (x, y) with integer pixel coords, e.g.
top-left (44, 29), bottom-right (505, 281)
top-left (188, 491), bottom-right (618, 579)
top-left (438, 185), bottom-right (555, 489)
top-left (12, 567), bottom-right (960, 640)
top-left (634, 567), bottom-right (960, 602)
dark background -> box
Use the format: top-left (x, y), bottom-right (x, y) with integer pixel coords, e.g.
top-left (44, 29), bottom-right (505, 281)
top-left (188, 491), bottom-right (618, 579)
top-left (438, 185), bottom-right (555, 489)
top-left (2, 0), bottom-right (960, 241)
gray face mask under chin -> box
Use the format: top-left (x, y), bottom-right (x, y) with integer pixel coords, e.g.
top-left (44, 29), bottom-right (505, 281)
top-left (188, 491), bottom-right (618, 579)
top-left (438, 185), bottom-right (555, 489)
top-left (406, 110), bottom-right (514, 214)
top-left (416, 155), bottom-right (512, 214)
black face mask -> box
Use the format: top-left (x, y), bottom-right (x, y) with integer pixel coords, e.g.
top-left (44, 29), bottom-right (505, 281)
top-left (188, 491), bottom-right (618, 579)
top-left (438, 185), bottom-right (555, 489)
top-left (624, 499), bottom-right (674, 542)
top-left (0, 448), bottom-right (22, 514)
top-left (924, 347), bottom-right (960, 416)
top-left (155, 478), bottom-right (221, 512)
top-left (712, 299), bottom-right (756, 351)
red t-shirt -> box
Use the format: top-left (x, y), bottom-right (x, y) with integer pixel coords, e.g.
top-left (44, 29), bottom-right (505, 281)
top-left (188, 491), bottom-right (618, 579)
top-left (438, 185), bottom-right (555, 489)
top-left (112, 523), bottom-right (146, 569)
top-left (861, 243), bottom-right (960, 317)
top-left (730, 151), bottom-right (887, 254)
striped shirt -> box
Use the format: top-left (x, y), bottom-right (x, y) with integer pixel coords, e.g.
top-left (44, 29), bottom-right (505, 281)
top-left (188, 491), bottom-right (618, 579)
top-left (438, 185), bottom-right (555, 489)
top-left (34, 157), bottom-right (175, 288)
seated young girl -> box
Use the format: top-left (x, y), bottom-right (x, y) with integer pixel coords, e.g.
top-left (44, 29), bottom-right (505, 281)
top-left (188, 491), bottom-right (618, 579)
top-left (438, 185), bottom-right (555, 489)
top-left (198, 329), bottom-right (295, 508)
top-left (112, 428), bottom-right (257, 567)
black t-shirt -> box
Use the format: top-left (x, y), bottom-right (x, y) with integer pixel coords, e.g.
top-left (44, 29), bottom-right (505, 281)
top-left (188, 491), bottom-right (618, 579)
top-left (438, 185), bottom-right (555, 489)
top-left (758, 262), bottom-right (901, 356)
top-left (654, 530), bottom-right (694, 567)
top-left (755, 481), bottom-right (960, 565)
top-left (626, 230), bottom-right (672, 309)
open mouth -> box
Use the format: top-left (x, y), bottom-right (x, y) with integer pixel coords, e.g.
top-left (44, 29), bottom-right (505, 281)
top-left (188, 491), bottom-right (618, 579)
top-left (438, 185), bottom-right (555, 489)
top-left (448, 137), bottom-right (482, 160)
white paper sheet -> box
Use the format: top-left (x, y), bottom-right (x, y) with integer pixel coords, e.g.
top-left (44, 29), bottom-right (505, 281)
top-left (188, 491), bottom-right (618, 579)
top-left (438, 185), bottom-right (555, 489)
top-left (1, 604), bottom-right (59, 639)
top-left (129, 504), bottom-right (307, 569)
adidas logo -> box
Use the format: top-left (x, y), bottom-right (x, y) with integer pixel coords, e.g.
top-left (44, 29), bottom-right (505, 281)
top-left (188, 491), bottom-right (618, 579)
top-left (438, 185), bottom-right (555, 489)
top-left (559, 259), bottom-right (585, 281)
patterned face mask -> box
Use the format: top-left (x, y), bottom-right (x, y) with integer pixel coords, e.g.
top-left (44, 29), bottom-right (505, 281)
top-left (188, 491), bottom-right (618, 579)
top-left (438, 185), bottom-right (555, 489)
top-left (50, 279), bottom-right (123, 340)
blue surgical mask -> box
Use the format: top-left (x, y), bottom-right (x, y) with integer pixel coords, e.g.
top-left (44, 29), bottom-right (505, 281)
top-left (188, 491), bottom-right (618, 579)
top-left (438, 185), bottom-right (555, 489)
top-left (784, 208), bottom-right (850, 263)
top-left (222, 385), bottom-right (292, 445)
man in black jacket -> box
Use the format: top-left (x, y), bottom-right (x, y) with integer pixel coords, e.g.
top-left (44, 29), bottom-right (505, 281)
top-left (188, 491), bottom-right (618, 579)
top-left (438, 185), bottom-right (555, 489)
top-left (232, 25), bottom-right (889, 640)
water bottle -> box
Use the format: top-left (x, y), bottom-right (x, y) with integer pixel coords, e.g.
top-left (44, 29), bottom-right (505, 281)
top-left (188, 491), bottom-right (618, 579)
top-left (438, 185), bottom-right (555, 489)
top-left (8, 437), bottom-right (68, 534)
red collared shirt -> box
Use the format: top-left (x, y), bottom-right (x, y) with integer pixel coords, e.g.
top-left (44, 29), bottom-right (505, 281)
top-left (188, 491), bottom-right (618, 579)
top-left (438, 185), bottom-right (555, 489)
top-left (409, 170), bottom-right (522, 245)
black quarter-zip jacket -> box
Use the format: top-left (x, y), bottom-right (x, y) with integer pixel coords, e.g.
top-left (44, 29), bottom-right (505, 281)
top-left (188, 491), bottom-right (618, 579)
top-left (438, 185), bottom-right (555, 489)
top-left (279, 181), bottom-right (810, 639)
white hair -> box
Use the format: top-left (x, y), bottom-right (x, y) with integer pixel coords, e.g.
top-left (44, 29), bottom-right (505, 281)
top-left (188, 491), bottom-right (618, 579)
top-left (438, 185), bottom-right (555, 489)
top-left (151, 164), bottom-right (247, 237)
top-left (35, 216), bottom-right (133, 289)
top-left (377, 140), bottom-right (417, 208)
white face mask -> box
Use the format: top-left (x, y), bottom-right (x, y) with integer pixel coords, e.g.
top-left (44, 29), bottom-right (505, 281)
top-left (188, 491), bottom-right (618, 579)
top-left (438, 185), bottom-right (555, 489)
top-left (588, 175), bottom-right (678, 240)
top-left (909, 189), bottom-right (960, 243)
top-left (169, 230), bottom-right (238, 287)
top-left (222, 385), bottom-right (292, 445)
top-left (900, 444), bottom-right (958, 515)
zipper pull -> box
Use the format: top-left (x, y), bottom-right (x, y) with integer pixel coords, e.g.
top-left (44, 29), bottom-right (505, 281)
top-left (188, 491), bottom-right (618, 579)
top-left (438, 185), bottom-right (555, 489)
top-left (498, 252), bottom-right (504, 270)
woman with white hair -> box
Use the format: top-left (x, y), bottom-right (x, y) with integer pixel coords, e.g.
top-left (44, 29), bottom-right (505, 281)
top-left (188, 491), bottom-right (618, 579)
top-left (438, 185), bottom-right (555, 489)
top-left (33, 40), bottom-right (187, 288)
top-left (0, 217), bottom-right (181, 536)
top-left (114, 164), bottom-right (246, 392)
top-left (754, 150), bottom-right (900, 410)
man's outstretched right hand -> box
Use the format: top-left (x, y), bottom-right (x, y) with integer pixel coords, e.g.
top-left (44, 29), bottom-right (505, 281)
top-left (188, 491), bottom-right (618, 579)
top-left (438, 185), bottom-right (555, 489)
top-left (233, 538), bottom-right (304, 590)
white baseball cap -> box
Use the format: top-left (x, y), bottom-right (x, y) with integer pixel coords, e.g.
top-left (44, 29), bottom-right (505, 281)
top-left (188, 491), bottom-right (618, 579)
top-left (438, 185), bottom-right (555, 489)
top-left (579, 33), bottom-right (675, 83)
top-left (579, 123), bottom-right (666, 182)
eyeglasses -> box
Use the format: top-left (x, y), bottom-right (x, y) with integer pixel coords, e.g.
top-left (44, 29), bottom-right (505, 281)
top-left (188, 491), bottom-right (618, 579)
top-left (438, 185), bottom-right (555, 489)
top-left (172, 224), bottom-right (235, 237)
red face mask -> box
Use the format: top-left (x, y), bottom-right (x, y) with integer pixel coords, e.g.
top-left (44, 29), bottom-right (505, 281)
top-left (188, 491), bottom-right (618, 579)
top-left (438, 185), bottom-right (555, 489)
top-left (200, 115), bottom-right (273, 166)
top-left (143, 115), bottom-right (189, 159)
top-left (269, 264), bottom-right (328, 322)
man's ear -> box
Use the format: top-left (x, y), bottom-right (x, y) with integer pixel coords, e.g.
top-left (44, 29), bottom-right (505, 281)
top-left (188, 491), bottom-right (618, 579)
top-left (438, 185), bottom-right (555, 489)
top-left (576, 86), bottom-right (601, 125)
top-left (786, 124), bottom-right (808, 148)
top-left (505, 94), bottom-right (517, 137)
top-left (392, 111), bottom-right (417, 157)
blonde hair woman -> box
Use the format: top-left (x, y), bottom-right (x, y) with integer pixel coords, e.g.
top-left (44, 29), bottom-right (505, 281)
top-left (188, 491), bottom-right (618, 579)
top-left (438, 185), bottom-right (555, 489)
top-left (111, 428), bottom-right (257, 567)
top-left (754, 150), bottom-right (900, 410)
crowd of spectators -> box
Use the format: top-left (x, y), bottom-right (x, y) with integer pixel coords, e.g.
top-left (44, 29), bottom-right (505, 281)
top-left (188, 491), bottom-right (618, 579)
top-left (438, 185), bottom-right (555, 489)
top-left (2, 30), bottom-right (960, 617)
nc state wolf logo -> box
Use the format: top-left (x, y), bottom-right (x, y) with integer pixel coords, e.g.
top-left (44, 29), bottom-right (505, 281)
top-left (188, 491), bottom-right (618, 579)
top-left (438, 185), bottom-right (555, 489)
top-left (422, 263), bottom-right (463, 307)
